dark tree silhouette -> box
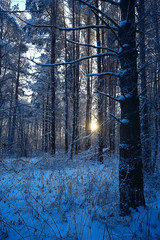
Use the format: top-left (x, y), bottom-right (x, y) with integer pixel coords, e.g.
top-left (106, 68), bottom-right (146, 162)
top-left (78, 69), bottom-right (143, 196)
top-left (118, 0), bottom-right (145, 214)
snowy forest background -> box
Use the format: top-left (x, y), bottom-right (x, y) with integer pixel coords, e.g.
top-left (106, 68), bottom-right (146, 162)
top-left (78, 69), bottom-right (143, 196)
top-left (0, 0), bottom-right (160, 239)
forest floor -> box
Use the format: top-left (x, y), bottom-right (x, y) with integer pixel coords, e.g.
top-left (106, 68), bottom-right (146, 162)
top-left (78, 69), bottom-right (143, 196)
top-left (0, 151), bottom-right (160, 240)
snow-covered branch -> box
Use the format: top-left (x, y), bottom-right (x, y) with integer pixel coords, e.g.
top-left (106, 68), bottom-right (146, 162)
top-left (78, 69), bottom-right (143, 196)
top-left (109, 113), bottom-right (121, 123)
top-left (94, 90), bottom-right (120, 102)
top-left (109, 114), bottom-right (129, 125)
top-left (86, 72), bottom-right (119, 77)
top-left (26, 52), bottom-right (116, 67)
top-left (55, 24), bottom-right (109, 31)
top-left (15, 15), bottom-right (110, 31)
top-left (67, 39), bottom-right (118, 54)
top-left (14, 5), bottom-right (122, 48)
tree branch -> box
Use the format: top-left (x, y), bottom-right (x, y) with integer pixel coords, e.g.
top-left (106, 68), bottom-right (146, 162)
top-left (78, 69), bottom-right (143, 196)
top-left (86, 72), bottom-right (119, 77)
top-left (94, 90), bottom-right (120, 102)
top-left (67, 39), bottom-right (118, 54)
top-left (137, 89), bottom-right (146, 98)
top-left (15, 15), bottom-right (110, 31)
top-left (78, 0), bottom-right (120, 28)
top-left (109, 113), bottom-right (122, 123)
top-left (92, 9), bottom-right (123, 47)
top-left (26, 52), bottom-right (116, 67)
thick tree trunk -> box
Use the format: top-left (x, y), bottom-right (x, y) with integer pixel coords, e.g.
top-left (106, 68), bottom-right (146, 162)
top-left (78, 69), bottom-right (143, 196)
top-left (118, 0), bottom-right (145, 215)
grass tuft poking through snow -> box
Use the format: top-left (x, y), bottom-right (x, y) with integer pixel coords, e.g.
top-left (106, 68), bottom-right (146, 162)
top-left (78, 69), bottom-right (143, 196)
top-left (0, 152), bottom-right (160, 239)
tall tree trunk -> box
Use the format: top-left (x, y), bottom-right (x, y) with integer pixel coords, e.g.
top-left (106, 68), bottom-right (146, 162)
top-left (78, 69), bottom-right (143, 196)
top-left (118, 0), bottom-right (145, 215)
top-left (85, 11), bottom-right (92, 150)
top-left (75, 11), bottom-right (80, 153)
top-left (64, 31), bottom-right (69, 153)
top-left (8, 80), bottom-right (14, 149)
top-left (70, 0), bottom-right (80, 157)
top-left (138, 0), bottom-right (152, 173)
top-left (42, 101), bottom-right (45, 151)
top-left (0, 13), bottom-right (3, 153)
top-left (153, 63), bottom-right (158, 172)
top-left (9, 42), bottom-right (21, 154)
top-left (152, 0), bottom-right (160, 172)
top-left (96, 0), bottom-right (103, 163)
top-left (70, 0), bottom-right (76, 159)
top-left (62, 2), bottom-right (69, 154)
top-left (44, 86), bottom-right (49, 152)
top-left (50, 1), bottom-right (56, 155)
top-left (0, 13), bottom-right (2, 76)
top-left (50, 1), bottom-right (57, 154)
top-left (108, 71), bottom-right (115, 153)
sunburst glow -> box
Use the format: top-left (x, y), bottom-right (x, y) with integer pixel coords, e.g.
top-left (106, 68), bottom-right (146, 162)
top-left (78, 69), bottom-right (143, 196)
top-left (90, 120), bottom-right (98, 132)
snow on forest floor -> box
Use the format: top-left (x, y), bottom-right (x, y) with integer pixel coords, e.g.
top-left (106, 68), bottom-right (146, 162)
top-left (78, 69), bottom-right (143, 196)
top-left (0, 152), bottom-right (160, 240)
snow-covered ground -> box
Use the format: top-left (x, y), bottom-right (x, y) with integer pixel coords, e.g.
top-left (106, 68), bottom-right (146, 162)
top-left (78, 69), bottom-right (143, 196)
top-left (0, 152), bottom-right (160, 240)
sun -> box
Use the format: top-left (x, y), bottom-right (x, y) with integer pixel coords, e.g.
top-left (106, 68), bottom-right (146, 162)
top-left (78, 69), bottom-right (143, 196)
top-left (90, 120), bottom-right (98, 132)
